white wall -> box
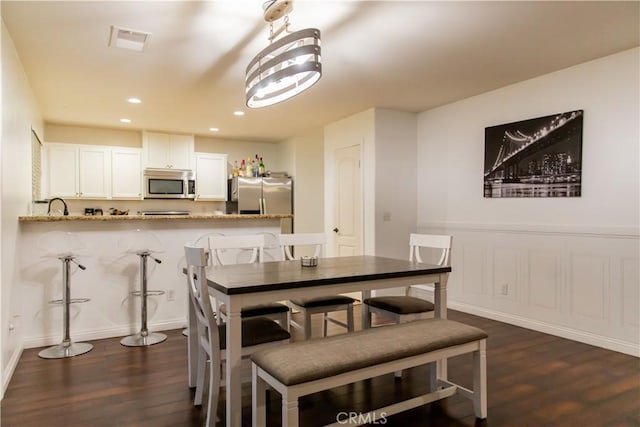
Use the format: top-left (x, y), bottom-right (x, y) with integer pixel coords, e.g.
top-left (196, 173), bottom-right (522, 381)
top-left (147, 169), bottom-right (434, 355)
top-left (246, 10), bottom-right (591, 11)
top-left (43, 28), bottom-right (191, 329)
top-left (416, 48), bottom-right (639, 355)
top-left (374, 109), bottom-right (417, 259)
top-left (1, 21), bottom-right (44, 395)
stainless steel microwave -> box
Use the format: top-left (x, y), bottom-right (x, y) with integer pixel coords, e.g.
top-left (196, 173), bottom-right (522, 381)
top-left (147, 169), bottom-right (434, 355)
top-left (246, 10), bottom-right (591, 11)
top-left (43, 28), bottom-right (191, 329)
top-left (143, 168), bottom-right (196, 199)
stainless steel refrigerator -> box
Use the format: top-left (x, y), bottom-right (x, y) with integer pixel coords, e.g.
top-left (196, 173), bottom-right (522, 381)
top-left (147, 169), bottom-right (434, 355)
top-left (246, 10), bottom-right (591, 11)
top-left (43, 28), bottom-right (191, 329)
top-left (227, 176), bottom-right (293, 234)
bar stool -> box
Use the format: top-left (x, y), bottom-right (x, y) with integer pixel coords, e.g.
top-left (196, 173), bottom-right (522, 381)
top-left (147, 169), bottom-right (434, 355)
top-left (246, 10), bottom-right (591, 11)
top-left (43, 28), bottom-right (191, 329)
top-left (39, 232), bottom-right (93, 359)
top-left (120, 230), bottom-right (167, 347)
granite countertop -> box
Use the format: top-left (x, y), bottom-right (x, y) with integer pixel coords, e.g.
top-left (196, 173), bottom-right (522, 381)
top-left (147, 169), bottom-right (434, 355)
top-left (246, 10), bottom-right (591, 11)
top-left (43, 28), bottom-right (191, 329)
top-left (19, 213), bottom-right (293, 222)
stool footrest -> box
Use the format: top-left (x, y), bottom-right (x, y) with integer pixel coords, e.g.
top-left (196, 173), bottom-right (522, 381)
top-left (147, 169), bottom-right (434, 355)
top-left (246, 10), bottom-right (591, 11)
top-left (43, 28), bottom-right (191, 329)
top-left (130, 290), bottom-right (165, 297)
top-left (48, 298), bottom-right (91, 304)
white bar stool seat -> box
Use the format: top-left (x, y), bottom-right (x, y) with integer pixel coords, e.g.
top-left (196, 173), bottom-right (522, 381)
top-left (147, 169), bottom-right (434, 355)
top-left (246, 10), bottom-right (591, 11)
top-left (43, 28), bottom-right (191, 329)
top-left (119, 229), bottom-right (167, 347)
top-left (39, 231), bottom-right (93, 359)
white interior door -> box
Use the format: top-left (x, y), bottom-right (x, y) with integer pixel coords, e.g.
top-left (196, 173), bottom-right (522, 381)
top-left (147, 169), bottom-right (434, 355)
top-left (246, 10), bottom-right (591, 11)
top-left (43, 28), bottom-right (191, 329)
top-left (332, 144), bottom-right (362, 256)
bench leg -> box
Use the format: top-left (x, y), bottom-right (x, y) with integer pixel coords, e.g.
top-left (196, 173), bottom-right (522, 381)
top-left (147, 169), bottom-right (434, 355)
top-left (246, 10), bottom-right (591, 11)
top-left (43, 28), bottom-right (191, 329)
top-left (346, 304), bottom-right (354, 332)
top-left (252, 364), bottom-right (267, 427)
top-left (304, 310), bottom-right (312, 340)
top-left (473, 340), bottom-right (487, 419)
top-left (282, 391), bottom-right (299, 427)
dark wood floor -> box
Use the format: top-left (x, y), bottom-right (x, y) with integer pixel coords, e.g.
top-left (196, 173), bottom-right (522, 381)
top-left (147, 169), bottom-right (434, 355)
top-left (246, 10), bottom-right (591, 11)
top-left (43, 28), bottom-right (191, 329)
top-left (2, 308), bottom-right (639, 427)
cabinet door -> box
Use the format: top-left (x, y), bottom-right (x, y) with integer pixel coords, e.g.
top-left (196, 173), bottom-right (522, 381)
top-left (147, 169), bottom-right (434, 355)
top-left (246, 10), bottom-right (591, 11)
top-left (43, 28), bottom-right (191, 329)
top-left (112, 149), bottom-right (142, 199)
top-left (143, 132), bottom-right (194, 169)
top-left (195, 153), bottom-right (227, 200)
top-left (143, 132), bottom-right (171, 168)
top-left (46, 144), bottom-right (78, 198)
top-left (78, 148), bottom-right (111, 198)
top-left (169, 134), bottom-right (194, 170)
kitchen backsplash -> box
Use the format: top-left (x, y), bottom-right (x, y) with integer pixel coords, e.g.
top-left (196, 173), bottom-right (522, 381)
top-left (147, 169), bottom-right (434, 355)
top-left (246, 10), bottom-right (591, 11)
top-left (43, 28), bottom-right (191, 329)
top-left (60, 199), bottom-right (226, 216)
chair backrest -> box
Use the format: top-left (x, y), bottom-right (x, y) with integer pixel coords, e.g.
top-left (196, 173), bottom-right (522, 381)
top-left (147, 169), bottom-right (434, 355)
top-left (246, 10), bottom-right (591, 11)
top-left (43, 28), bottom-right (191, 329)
top-left (209, 234), bottom-right (265, 265)
top-left (409, 233), bottom-right (452, 266)
top-left (279, 233), bottom-right (326, 260)
top-left (184, 245), bottom-right (221, 361)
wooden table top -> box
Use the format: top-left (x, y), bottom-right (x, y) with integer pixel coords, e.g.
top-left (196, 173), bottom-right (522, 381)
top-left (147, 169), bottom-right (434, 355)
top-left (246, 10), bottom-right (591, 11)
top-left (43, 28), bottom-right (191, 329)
top-left (205, 255), bottom-right (451, 295)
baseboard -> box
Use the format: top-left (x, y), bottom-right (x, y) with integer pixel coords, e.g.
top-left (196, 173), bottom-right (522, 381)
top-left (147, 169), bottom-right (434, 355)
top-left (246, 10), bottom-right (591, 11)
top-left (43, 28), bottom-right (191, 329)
top-left (449, 301), bottom-right (640, 357)
top-left (2, 342), bottom-right (24, 400)
top-left (22, 318), bottom-right (187, 349)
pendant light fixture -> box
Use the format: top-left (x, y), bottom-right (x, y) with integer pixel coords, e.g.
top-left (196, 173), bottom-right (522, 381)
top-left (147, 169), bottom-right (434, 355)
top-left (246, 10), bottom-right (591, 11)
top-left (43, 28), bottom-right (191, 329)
top-left (245, 0), bottom-right (322, 108)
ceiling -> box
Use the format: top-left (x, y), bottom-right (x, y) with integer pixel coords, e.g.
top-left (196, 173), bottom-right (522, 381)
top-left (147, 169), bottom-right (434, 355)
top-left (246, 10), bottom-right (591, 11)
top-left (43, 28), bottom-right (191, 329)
top-left (2, 1), bottom-right (639, 143)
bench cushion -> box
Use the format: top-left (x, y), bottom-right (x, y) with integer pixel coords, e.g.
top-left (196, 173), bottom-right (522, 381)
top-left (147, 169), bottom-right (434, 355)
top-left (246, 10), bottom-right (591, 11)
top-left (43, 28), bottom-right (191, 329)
top-left (290, 295), bottom-right (356, 308)
top-left (251, 318), bottom-right (487, 386)
top-left (364, 296), bottom-right (434, 314)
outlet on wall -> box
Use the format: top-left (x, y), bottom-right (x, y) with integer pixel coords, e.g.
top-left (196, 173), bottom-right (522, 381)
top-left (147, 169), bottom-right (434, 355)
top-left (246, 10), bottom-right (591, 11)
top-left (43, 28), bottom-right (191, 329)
top-left (501, 284), bottom-right (509, 295)
top-left (167, 290), bottom-right (175, 301)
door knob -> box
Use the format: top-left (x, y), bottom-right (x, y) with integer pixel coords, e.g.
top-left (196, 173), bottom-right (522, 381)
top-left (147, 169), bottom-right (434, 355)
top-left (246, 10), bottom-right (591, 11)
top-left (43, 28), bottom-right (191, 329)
top-left (332, 227), bottom-right (339, 233)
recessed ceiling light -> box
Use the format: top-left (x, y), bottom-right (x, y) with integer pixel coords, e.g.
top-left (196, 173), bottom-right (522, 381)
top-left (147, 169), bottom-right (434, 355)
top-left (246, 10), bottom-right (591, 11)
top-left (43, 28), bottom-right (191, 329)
top-left (127, 97), bottom-right (142, 104)
top-left (233, 111), bottom-right (245, 116)
top-left (120, 118), bottom-right (132, 123)
top-left (209, 127), bottom-right (219, 132)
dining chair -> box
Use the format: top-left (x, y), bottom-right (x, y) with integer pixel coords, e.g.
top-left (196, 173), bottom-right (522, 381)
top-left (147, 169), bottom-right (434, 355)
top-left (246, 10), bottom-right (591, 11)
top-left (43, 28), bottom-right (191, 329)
top-left (209, 234), bottom-right (291, 329)
top-left (184, 245), bottom-right (291, 427)
top-left (279, 232), bottom-right (356, 340)
top-left (363, 233), bottom-right (452, 326)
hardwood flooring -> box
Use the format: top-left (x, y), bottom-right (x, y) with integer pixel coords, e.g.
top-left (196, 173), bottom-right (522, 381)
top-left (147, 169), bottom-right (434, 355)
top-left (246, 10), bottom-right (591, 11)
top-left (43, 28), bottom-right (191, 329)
top-left (2, 309), bottom-right (638, 426)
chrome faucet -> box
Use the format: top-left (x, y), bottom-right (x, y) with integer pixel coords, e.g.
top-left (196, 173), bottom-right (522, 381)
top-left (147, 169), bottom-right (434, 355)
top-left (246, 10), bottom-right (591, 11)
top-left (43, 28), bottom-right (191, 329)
top-left (47, 197), bottom-right (69, 216)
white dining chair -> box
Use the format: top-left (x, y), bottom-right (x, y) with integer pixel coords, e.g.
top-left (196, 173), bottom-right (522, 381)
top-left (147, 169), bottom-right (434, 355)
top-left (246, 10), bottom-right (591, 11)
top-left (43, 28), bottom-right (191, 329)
top-left (184, 245), bottom-right (290, 427)
top-left (209, 234), bottom-right (291, 329)
top-left (363, 233), bottom-right (452, 326)
top-left (280, 232), bottom-right (356, 339)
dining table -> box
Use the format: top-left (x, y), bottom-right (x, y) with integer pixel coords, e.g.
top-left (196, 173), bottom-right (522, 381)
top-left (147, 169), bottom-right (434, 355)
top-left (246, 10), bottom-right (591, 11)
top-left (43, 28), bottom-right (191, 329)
top-left (185, 255), bottom-right (451, 427)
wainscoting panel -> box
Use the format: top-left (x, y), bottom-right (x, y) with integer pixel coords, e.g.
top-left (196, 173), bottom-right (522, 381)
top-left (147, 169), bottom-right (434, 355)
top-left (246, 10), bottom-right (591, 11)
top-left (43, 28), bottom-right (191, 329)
top-left (492, 248), bottom-right (519, 302)
top-left (622, 257), bottom-right (640, 328)
top-left (418, 222), bottom-right (639, 356)
top-left (528, 250), bottom-right (560, 312)
top-left (569, 254), bottom-right (608, 321)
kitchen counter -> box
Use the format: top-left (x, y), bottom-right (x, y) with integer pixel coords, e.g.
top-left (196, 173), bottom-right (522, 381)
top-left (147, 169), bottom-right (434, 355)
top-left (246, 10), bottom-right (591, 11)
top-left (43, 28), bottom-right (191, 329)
top-left (18, 213), bottom-right (293, 222)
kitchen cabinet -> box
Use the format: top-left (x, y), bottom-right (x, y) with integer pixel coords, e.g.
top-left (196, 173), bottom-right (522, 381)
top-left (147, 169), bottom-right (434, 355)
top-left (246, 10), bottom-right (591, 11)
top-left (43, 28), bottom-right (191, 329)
top-left (45, 143), bottom-right (111, 199)
top-left (143, 131), bottom-right (194, 170)
top-left (111, 148), bottom-right (142, 199)
top-left (195, 152), bottom-right (227, 201)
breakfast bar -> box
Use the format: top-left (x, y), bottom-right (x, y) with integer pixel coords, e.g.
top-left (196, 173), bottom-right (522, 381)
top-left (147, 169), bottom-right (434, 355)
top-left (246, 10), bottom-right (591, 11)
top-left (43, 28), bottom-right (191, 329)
top-left (17, 214), bottom-right (290, 350)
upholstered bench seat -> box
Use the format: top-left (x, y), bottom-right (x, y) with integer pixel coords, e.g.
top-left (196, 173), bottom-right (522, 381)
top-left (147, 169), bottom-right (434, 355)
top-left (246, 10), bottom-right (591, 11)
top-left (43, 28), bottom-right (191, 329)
top-left (363, 295), bottom-right (434, 315)
top-left (252, 318), bottom-right (488, 426)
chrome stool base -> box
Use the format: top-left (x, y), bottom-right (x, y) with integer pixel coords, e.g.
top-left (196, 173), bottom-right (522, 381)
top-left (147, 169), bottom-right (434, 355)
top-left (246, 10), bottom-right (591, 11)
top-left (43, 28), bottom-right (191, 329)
top-left (38, 341), bottom-right (93, 359)
top-left (120, 331), bottom-right (167, 347)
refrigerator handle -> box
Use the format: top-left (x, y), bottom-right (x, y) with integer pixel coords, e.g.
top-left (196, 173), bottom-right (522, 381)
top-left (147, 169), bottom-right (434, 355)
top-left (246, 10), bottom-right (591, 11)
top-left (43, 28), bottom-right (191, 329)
top-left (260, 197), bottom-right (265, 214)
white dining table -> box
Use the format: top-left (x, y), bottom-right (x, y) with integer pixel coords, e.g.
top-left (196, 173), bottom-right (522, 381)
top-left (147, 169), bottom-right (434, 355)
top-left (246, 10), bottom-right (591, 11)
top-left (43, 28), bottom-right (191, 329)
top-left (186, 255), bottom-right (451, 427)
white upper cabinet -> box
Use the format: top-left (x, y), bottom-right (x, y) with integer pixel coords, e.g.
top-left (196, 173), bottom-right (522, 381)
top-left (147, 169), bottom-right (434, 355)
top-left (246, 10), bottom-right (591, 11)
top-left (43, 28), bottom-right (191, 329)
top-left (111, 148), bottom-right (142, 199)
top-left (45, 143), bottom-right (111, 199)
top-left (195, 153), bottom-right (228, 201)
top-left (143, 131), bottom-right (194, 170)
top-left (46, 144), bottom-right (78, 198)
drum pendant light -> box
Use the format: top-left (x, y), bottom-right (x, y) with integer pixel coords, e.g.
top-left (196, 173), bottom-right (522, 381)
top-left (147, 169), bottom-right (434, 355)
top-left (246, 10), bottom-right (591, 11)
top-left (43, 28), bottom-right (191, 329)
top-left (245, 0), bottom-right (322, 108)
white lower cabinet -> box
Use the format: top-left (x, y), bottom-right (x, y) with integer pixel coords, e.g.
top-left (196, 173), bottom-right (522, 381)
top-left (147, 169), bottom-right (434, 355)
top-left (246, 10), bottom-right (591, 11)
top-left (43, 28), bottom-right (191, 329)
top-left (111, 148), bottom-right (142, 199)
top-left (195, 153), bottom-right (227, 200)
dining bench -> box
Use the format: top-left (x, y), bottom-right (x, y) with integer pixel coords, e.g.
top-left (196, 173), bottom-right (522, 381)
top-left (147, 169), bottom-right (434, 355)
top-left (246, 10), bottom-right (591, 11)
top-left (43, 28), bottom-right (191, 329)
top-left (251, 318), bottom-right (488, 426)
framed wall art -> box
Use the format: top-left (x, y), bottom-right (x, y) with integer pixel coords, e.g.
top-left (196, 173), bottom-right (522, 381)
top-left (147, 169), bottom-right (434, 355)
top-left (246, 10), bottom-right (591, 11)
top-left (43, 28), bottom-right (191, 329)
top-left (483, 110), bottom-right (583, 198)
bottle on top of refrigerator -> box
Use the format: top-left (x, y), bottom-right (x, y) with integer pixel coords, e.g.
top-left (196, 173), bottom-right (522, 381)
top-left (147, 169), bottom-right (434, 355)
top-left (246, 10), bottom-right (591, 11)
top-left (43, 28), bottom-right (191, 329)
top-left (252, 155), bottom-right (259, 177)
top-left (232, 160), bottom-right (239, 177)
top-left (245, 157), bottom-right (254, 177)
top-left (239, 159), bottom-right (246, 177)
top-left (258, 157), bottom-right (265, 176)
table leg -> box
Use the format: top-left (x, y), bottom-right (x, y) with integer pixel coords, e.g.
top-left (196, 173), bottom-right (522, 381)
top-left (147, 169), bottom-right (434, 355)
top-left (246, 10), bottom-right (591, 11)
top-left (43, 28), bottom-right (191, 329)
top-left (361, 290), bottom-right (371, 329)
top-left (434, 273), bottom-right (449, 382)
top-left (226, 302), bottom-right (243, 427)
top-left (187, 294), bottom-right (197, 388)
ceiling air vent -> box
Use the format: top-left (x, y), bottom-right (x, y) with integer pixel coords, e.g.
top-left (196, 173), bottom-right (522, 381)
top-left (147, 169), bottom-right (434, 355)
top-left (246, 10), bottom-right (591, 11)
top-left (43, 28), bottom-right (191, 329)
top-left (109, 25), bottom-right (151, 51)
